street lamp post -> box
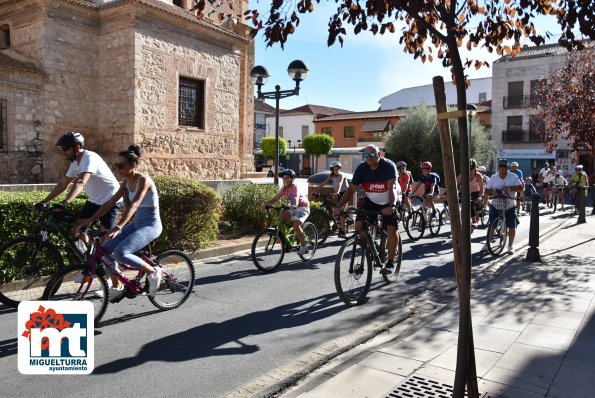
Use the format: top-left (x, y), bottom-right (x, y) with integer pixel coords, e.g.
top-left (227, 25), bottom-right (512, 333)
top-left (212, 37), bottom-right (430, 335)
top-left (250, 60), bottom-right (309, 185)
top-left (467, 104), bottom-right (477, 160)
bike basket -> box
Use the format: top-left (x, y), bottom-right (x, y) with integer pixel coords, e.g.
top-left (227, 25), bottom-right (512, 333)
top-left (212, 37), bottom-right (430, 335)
top-left (491, 197), bottom-right (509, 211)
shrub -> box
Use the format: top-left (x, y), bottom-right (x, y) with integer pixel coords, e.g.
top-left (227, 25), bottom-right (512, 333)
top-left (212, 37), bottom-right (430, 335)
top-left (153, 176), bottom-right (221, 252)
top-left (222, 183), bottom-right (279, 233)
top-left (0, 191), bottom-right (86, 245)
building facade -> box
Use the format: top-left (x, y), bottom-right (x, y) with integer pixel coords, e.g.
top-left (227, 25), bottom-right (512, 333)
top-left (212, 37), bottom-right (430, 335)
top-left (492, 42), bottom-right (593, 177)
top-left (0, 0), bottom-right (254, 183)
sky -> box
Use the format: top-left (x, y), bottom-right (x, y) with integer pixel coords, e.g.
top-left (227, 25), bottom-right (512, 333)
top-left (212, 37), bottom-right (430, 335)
top-left (251, 2), bottom-right (566, 112)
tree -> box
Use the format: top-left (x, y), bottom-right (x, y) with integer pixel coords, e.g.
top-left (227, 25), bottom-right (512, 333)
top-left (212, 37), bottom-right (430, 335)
top-left (385, 104), bottom-right (493, 178)
top-left (302, 133), bottom-right (334, 173)
top-left (260, 136), bottom-right (287, 160)
top-left (533, 48), bottom-right (595, 158)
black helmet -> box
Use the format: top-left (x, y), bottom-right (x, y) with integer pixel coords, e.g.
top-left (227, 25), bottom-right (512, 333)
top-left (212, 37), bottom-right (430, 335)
top-left (56, 131), bottom-right (85, 148)
top-left (281, 169), bottom-right (296, 178)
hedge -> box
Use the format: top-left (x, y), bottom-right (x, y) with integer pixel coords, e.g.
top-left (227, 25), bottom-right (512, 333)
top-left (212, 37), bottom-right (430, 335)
top-left (221, 183), bottom-right (279, 233)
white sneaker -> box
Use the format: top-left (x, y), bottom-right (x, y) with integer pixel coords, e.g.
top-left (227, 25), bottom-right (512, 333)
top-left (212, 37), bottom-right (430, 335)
top-left (148, 267), bottom-right (162, 294)
top-left (481, 243), bottom-right (489, 252)
top-left (507, 246), bottom-right (515, 254)
top-left (297, 245), bottom-right (308, 255)
top-left (108, 286), bottom-right (125, 303)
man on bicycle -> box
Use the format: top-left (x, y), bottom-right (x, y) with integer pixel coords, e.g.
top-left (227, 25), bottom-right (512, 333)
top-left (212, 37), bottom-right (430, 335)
top-left (411, 161), bottom-right (439, 217)
top-left (510, 162), bottom-right (524, 215)
top-left (36, 132), bottom-right (122, 236)
top-left (396, 161), bottom-right (413, 213)
top-left (483, 160), bottom-right (523, 254)
top-left (334, 145), bottom-right (401, 274)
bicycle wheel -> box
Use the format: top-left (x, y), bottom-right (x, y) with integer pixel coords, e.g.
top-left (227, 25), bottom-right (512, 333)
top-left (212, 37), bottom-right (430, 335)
top-left (309, 207), bottom-right (331, 246)
top-left (405, 210), bottom-right (425, 241)
top-left (334, 237), bottom-right (372, 306)
top-left (298, 222), bottom-right (318, 261)
top-left (487, 217), bottom-right (507, 256)
top-left (251, 228), bottom-right (285, 272)
top-left (479, 207), bottom-right (487, 226)
top-left (382, 232), bottom-right (402, 283)
top-left (429, 211), bottom-right (442, 236)
top-left (0, 236), bottom-right (64, 307)
top-left (43, 264), bottom-right (109, 323)
top-left (148, 250), bottom-right (195, 310)
top-left (440, 207), bottom-right (450, 226)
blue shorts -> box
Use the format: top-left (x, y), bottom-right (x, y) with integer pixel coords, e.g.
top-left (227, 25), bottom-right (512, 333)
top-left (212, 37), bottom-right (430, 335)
top-left (488, 205), bottom-right (519, 229)
top-left (78, 200), bottom-right (122, 229)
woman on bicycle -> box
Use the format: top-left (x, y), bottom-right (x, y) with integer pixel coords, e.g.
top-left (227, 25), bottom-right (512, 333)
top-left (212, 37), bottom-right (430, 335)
top-left (263, 169), bottom-right (310, 255)
top-left (82, 145), bottom-right (162, 302)
top-left (315, 161), bottom-right (349, 237)
top-left (552, 171), bottom-right (568, 211)
top-left (396, 161), bottom-right (413, 213)
top-left (457, 159), bottom-right (484, 228)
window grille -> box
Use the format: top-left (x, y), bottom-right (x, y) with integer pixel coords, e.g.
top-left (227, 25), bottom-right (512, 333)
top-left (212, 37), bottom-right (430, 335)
top-left (0, 99), bottom-right (7, 151)
top-left (178, 77), bottom-right (205, 128)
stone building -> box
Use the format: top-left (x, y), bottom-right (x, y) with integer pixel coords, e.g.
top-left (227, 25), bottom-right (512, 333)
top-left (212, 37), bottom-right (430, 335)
top-left (0, 0), bottom-right (254, 184)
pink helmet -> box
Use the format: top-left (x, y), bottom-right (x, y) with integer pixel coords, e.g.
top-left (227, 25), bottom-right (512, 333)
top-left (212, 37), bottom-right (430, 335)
top-left (421, 161), bottom-right (432, 170)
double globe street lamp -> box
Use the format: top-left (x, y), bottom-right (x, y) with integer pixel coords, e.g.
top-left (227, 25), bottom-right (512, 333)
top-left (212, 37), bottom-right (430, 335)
top-left (250, 60), bottom-right (309, 185)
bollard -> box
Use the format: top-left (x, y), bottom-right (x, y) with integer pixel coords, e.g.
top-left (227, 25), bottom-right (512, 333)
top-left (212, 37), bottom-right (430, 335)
top-left (578, 186), bottom-right (586, 223)
top-left (525, 193), bottom-right (541, 262)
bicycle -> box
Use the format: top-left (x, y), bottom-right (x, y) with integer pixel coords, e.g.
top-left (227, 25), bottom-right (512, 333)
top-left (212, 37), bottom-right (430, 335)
top-left (0, 206), bottom-right (90, 307)
top-left (334, 209), bottom-right (403, 306)
top-left (251, 205), bottom-right (318, 272)
top-left (404, 195), bottom-right (441, 241)
top-left (485, 196), bottom-right (511, 256)
top-left (42, 230), bottom-right (195, 323)
top-left (309, 192), bottom-right (357, 245)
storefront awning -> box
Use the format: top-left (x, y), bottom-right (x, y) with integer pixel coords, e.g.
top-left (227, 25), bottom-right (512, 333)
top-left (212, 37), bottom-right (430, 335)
top-left (361, 120), bottom-right (390, 132)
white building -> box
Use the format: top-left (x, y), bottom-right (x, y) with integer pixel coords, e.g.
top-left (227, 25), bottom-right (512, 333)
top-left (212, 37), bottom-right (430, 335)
top-left (254, 99), bottom-right (275, 149)
top-left (378, 77), bottom-right (492, 110)
top-left (491, 42), bottom-right (593, 177)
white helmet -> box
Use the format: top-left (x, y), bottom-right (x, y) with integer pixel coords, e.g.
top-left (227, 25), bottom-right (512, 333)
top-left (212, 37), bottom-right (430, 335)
top-left (329, 161), bottom-right (342, 169)
top-left (510, 162), bottom-right (519, 167)
top-left (478, 166), bottom-right (486, 173)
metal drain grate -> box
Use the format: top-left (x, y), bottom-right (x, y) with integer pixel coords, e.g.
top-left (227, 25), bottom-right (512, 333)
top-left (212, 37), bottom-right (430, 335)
top-left (385, 375), bottom-right (485, 398)
top-left (575, 233), bottom-right (595, 240)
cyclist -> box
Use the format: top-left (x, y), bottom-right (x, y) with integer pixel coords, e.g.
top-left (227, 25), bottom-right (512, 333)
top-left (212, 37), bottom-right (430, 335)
top-left (482, 160), bottom-right (523, 254)
top-left (539, 162), bottom-right (551, 203)
top-left (315, 161), bottom-right (349, 237)
top-left (36, 131), bottom-right (122, 239)
top-left (457, 159), bottom-right (484, 228)
top-left (523, 177), bottom-right (538, 213)
top-left (509, 162), bottom-right (524, 216)
top-left (570, 165), bottom-right (589, 204)
top-left (412, 161), bottom-right (439, 217)
top-left (334, 145), bottom-right (401, 275)
top-left (81, 145), bottom-right (162, 302)
top-left (263, 169), bottom-right (310, 255)
top-left (543, 166), bottom-right (557, 207)
top-left (477, 165), bottom-right (490, 207)
top-left (551, 171), bottom-right (568, 211)
top-left (396, 161), bottom-right (413, 213)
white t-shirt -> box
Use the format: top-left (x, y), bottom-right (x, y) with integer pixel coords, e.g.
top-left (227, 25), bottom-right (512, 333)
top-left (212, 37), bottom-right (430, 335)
top-left (539, 167), bottom-right (550, 179)
top-left (486, 172), bottom-right (521, 210)
top-left (66, 150), bottom-right (122, 205)
top-left (543, 171), bottom-right (556, 184)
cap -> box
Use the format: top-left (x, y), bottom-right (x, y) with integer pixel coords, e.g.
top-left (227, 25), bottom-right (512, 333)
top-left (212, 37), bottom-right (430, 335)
top-left (498, 159), bottom-right (509, 166)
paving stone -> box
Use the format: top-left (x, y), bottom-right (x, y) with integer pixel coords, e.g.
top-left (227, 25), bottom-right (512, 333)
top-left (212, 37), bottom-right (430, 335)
top-left (478, 378), bottom-right (547, 398)
top-left (531, 309), bottom-right (585, 330)
top-left (479, 310), bottom-right (538, 332)
top-left (482, 366), bottom-right (551, 393)
top-left (494, 343), bottom-right (564, 379)
top-left (549, 363), bottom-right (595, 398)
top-left (473, 325), bottom-right (520, 353)
top-left (358, 352), bottom-right (423, 377)
top-left (516, 324), bottom-right (577, 351)
top-left (429, 345), bottom-right (501, 377)
top-left (414, 364), bottom-right (456, 384)
top-left (542, 297), bottom-right (591, 313)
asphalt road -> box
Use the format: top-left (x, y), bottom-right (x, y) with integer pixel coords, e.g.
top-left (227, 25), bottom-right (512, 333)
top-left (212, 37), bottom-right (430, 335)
top-left (0, 205), bottom-right (573, 397)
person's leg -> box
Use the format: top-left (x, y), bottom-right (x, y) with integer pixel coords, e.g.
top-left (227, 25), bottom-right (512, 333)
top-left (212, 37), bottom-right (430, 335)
top-left (385, 224), bottom-right (398, 261)
top-left (292, 220), bottom-right (305, 246)
top-left (506, 207), bottom-right (518, 249)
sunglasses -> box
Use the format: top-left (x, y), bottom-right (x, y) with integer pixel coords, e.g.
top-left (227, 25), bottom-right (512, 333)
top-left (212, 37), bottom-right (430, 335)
top-left (363, 152), bottom-right (378, 159)
top-left (498, 165), bottom-right (508, 168)
top-left (114, 162), bottom-right (128, 170)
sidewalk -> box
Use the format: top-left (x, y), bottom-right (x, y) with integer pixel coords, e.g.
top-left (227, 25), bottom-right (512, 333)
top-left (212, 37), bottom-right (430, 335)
top-left (280, 218), bottom-right (595, 398)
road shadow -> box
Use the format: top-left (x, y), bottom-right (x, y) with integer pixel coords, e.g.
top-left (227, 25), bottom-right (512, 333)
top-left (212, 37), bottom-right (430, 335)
top-left (92, 292), bottom-right (345, 374)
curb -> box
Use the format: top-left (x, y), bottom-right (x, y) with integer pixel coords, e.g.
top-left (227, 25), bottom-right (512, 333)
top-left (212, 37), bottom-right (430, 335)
top-left (186, 239), bottom-right (253, 262)
top-left (223, 213), bottom-right (576, 398)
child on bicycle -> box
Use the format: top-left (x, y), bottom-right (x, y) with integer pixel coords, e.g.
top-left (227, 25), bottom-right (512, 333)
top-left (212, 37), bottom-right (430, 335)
top-left (396, 161), bottom-right (413, 213)
top-left (411, 161), bottom-right (439, 217)
top-left (81, 145), bottom-right (162, 303)
top-left (552, 171), bottom-right (568, 211)
top-left (314, 161), bottom-right (349, 237)
top-left (263, 169), bottom-right (310, 255)
top-left (523, 176), bottom-right (538, 212)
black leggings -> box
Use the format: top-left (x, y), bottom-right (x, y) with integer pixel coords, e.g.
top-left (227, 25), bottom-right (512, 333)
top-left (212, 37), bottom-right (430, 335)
top-left (470, 191), bottom-right (480, 218)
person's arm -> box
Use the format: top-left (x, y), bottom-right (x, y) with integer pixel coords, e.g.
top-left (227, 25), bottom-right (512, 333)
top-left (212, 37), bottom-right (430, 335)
top-left (114, 176), bottom-right (152, 229)
top-left (264, 191), bottom-right (283, 208)
top-left (478, 174), bottom-right (484, 195)
top-left (40, 176), bottom-right (74, 204)
top-left (62, 172), bottom-right (92, 204)
top-left (85, 182), bottom-right (127, 227)
top-left (335, 183), bottom-right (358, 208)
top-left (456, 173), bottom-right (462, 186)
top-left (315, 175), bottom-right (332, 193)
top-left (387, 178), bottom-right (396, 205)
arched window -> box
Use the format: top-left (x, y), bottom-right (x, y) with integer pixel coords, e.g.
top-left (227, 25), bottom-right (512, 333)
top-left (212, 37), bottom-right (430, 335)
top-left (0, 25), bottom-right (9, 48)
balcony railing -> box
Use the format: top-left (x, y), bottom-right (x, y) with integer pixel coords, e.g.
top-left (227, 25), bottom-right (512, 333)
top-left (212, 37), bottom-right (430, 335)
top-left (502, 130), bottom-right (545, 143)
top-left (503, 95), bottom-right (531, 109)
